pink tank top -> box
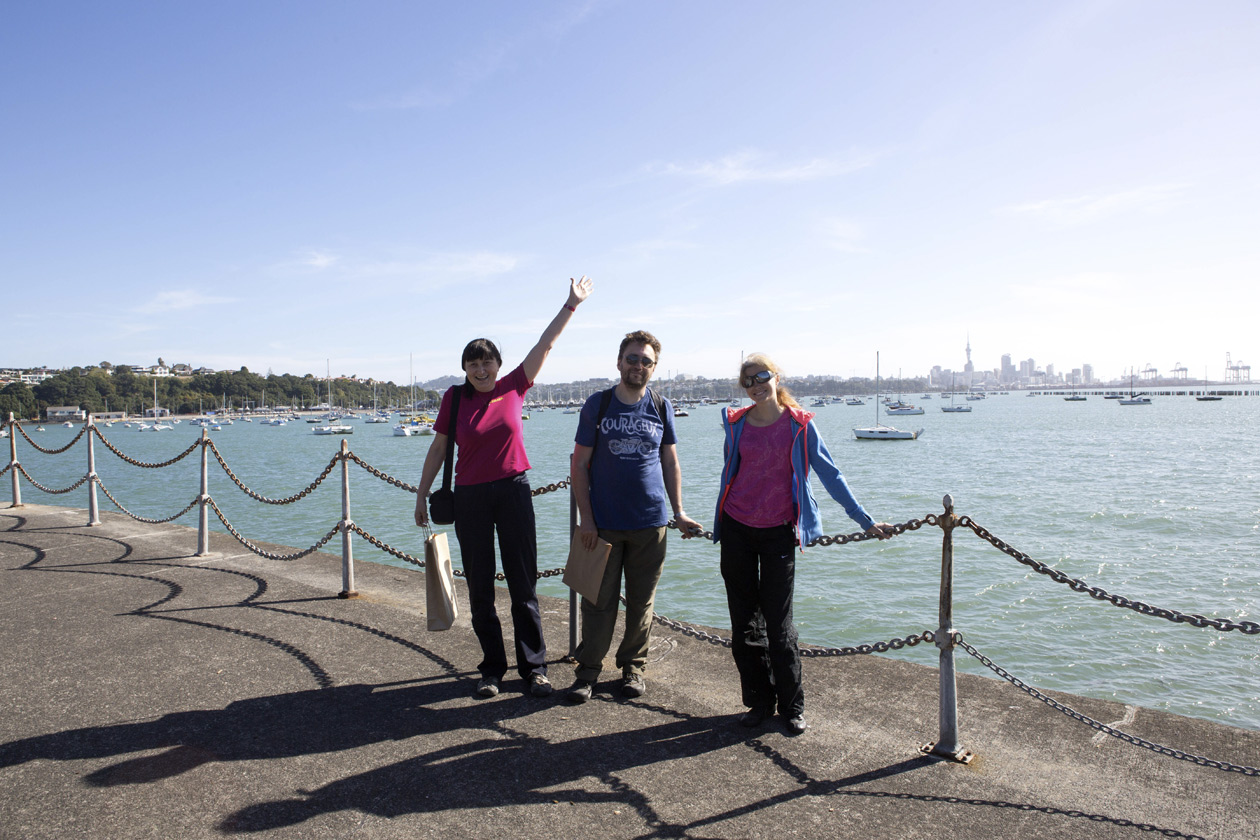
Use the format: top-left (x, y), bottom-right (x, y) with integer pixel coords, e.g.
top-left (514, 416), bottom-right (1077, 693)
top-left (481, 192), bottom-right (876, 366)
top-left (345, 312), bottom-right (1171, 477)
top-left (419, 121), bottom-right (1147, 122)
top-left (724, 411), bottom-right (795, 528)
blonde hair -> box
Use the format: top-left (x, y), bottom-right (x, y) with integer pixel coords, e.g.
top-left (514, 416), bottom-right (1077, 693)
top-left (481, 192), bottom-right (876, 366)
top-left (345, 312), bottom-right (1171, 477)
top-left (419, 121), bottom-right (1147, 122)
top-left (740, 353), bottom-right (800, 410)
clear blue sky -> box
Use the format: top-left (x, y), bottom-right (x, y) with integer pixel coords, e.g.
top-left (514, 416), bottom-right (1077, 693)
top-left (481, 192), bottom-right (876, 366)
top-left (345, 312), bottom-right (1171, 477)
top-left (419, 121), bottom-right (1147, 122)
top-left (4, 1), bottom-right (1257, 386)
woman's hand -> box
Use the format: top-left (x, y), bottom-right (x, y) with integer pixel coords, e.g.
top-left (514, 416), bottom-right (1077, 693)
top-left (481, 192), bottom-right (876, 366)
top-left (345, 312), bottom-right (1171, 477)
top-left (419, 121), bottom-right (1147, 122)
top-left (567, 275), bottom-right (593, 308)
top-left (414, 493), bottom-right (429, 527)
top-left (866, 523), bottom-right (894, 540)
top-left (676, 513), bottom-right (704, 539)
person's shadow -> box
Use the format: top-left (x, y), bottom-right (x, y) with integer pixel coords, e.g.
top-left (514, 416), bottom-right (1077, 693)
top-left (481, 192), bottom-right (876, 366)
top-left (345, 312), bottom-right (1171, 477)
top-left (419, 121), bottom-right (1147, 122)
top-left (0, 677), bottom-right (738, 833)
top-left (220, 706), bottom-right (736, 832)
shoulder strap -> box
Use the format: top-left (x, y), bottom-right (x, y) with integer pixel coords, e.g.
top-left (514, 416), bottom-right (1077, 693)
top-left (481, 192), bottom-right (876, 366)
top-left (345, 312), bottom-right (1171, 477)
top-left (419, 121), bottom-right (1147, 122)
top-left (591, 387), bottom-right (615, 451)
top-left (440, 385), bottom-right (461, 491)
top-left (648, 387), bottom-right (666, 431)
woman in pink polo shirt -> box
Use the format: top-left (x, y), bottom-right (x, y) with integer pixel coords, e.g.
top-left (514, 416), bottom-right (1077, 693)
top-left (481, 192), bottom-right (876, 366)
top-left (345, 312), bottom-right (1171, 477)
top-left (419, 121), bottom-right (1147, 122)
top-left (415, 276), bottom-right (592, 699)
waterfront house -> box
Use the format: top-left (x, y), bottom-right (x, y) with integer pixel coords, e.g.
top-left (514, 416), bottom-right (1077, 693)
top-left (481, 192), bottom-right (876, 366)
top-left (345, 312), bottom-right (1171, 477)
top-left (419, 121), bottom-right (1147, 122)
top-left (46, 406), bottom-right (87, 422)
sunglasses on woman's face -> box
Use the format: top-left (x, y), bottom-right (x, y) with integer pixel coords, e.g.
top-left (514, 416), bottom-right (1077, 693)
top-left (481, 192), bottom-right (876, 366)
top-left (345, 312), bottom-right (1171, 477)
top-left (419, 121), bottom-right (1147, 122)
top-left (740, 370), bottom-right (775, 388)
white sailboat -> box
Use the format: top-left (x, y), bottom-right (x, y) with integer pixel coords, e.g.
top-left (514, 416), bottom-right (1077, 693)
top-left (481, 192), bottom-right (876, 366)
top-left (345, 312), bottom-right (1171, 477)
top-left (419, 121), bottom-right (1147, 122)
top-left (314, 360), bottom-right (353, 434)
top-left (1118, 370), bottom-right (1151, 405)
top-left (855, 353), bottom-right (922, 440)
top-left (139, 380), bottom-right (172, 431)
top-left (941, 375), bottom-right (972, 412)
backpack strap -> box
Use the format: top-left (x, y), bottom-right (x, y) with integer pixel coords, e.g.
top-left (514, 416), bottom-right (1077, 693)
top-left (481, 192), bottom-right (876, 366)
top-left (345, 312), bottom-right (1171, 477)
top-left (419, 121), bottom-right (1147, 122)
top-left (591, 387), bottom-right (615, 452)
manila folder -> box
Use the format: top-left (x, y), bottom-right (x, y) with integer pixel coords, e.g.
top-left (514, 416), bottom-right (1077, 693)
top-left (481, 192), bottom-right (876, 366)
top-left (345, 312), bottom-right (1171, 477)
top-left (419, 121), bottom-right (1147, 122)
top-left (563, 531), bottom-right (611, 604)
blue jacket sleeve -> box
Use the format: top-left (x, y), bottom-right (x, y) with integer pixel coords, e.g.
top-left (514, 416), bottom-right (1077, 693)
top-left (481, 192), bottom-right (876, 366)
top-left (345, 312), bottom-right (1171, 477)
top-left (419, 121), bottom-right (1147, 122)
top-left (806, 421), bottom-right (875, 532)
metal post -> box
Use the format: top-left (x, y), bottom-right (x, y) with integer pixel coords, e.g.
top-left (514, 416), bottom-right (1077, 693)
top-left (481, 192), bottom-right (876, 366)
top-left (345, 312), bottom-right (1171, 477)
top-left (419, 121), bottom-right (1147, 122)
top-left (86, 415), bottom-right (100, 526)
top-left (924, 493), bottom-right (973, 763)
top-left (338, 438), bottom-right (358, 599)
top-left (195, 428), bottom-right (210, 556)
top-left (569, 478), bottom-right (579, 657)
top-left (9, 413), bottom-right (22, 508)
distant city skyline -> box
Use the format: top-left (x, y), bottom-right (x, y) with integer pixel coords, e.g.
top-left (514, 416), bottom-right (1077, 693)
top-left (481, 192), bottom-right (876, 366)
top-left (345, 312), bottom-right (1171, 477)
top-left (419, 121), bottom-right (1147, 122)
top-left (4, 345), bottom-right (1252, 390)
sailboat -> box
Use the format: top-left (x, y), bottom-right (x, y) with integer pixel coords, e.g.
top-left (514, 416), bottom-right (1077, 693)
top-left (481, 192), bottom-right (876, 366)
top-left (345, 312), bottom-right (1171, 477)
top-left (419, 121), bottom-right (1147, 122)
top-left (1118, 370), bottom-right (1151, 405)
top-left (941, 374), bottom-right (971, 412)
top-left (884, 368), bottom-right (924, 414)
top-left (854, 353), bottom-right (923, 440)
top-left (314, 360), bottom-right (352, 435)
top-left (138, 380), bottom-right (172, 431)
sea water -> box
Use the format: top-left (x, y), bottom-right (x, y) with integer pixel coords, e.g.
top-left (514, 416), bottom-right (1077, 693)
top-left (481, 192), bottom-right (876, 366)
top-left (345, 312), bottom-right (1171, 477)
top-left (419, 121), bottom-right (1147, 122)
top-left (9, 394), bottom-right (1259, 732)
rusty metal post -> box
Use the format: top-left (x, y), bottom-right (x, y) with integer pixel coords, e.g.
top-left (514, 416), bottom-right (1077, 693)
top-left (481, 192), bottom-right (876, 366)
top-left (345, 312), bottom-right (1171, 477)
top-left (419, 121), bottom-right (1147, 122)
top-left (9, 413), bottom-right (23, 508)
top-left (195, 427), bottom-right (210, 556)
top-left (338, 438), bottom-right (358, 599)
top-left (924, 493), bottom-right (973, 763)
top-left (569, 478), bottom-right (578, 657)
top-left (86, 415), bottom-right (100, 526)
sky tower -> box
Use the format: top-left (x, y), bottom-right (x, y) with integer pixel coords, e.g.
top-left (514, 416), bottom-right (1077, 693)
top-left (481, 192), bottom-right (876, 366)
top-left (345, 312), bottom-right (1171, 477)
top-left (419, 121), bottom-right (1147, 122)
top-left (964, 333), bottom-right (975, 386)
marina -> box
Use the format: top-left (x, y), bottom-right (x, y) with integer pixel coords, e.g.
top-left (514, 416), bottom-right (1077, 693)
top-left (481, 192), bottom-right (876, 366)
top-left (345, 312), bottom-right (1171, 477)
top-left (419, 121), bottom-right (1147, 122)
top-left (6, 392), bottom-right (1259, 732)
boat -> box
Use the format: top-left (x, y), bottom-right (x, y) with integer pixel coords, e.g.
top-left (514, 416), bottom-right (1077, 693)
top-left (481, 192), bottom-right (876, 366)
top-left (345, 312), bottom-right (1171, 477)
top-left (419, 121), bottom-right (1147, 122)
top-left (1064, 394), bottom-right (1087, 401)
top-left (845, 397), bottom-right (865, 406)
top-left (1118, 372), bottom-right (1151, 405)
top-left (854, 353), bottom-right (923, 440)
top-left (1196, 395), bottom-right (1223, 401)
top-left (313, 424), bottom-right (353, 435)
top-left (138, 380), bottom-right (172, 430)
top-left (941, 376), bottom-right (972, 412)
top-left (673, 407), bottom-right (689, 417)
top-left (886, 404), bottom-right (925, 415)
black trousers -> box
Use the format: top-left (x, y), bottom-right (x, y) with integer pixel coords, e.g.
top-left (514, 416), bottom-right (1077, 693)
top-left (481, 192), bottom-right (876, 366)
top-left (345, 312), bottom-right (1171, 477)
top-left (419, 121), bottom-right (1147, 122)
top-left (454, 473), bottom-right (547, 681)
top-left (719, 514), bottom-right (803, 716)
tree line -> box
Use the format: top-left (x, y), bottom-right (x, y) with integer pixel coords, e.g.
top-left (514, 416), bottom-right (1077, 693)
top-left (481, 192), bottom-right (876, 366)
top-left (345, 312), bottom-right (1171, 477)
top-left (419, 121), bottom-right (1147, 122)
top-left (1, 365), bottom-right (931, 421)
top-left (1, 366), bottom-right (440, 420)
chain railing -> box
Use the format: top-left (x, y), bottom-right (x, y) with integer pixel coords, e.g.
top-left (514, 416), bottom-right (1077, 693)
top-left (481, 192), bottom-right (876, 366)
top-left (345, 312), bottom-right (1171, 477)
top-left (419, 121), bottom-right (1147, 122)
top-left (962, 516), bottom-right (1260, 635)
top-left (4, 411), bottom-right (1255, 775)
top-left (15, 420), bottom-right (89, 455)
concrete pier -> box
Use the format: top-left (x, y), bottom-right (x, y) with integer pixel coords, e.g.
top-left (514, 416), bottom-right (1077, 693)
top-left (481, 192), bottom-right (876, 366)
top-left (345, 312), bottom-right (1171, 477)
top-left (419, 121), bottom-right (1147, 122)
top-left (1, 503), bottom-right (1256, 839)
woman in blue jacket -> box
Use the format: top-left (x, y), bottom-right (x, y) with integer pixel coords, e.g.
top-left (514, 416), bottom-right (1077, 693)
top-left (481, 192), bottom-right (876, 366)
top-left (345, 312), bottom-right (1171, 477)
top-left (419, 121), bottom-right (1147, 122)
top-left (712, 353), bottom-right (891, 734)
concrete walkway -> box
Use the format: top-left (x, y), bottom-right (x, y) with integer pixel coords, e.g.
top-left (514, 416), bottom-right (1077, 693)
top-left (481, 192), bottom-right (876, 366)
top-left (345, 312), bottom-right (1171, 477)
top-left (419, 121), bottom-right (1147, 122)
top-left (1, 503), bottom-right (1256, 839)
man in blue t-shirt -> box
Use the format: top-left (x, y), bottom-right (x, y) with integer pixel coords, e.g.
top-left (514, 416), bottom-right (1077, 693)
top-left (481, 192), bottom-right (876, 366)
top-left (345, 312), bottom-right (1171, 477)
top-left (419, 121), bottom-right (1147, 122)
top-left (567, 330), bottom-right (704, 703)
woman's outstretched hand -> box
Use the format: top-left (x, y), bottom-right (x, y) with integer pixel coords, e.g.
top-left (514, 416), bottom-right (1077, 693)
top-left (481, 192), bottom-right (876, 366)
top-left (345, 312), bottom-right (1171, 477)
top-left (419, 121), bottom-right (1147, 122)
top-left (866, 523), bottom-right (894, 540)
top-left (568, 275), bottom-right (593, 308)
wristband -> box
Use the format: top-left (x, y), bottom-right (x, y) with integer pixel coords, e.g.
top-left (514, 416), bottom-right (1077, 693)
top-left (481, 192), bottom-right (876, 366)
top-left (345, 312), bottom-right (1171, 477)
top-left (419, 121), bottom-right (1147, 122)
top-left (564, 304), bottom-right (576, 312)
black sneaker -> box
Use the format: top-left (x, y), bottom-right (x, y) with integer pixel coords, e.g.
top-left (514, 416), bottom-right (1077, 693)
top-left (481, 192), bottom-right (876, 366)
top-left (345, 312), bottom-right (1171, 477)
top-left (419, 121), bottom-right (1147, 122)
top-left (475, 677), bottom-right (500, 698)
top-left (567, 679), bottom-right (595, 704)
top-left (739, 706), bottom-right (775, 728)
top-left (620, 672), bottom-right (646, 698)
top-left (528, 673), bottom-right (553, 698)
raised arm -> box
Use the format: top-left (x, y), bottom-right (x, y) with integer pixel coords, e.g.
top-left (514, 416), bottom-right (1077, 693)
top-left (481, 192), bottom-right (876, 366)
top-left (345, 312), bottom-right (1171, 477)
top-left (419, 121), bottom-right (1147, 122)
top-left (521, 276), bottom-right (593, 383)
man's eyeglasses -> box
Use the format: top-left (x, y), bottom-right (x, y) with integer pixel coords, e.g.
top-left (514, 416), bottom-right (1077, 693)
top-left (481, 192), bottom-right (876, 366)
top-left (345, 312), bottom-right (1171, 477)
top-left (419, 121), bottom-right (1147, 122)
top-left (740, 370), bottom-right (776, 388)
top-left (624, 354), bottom-right (656, 368)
